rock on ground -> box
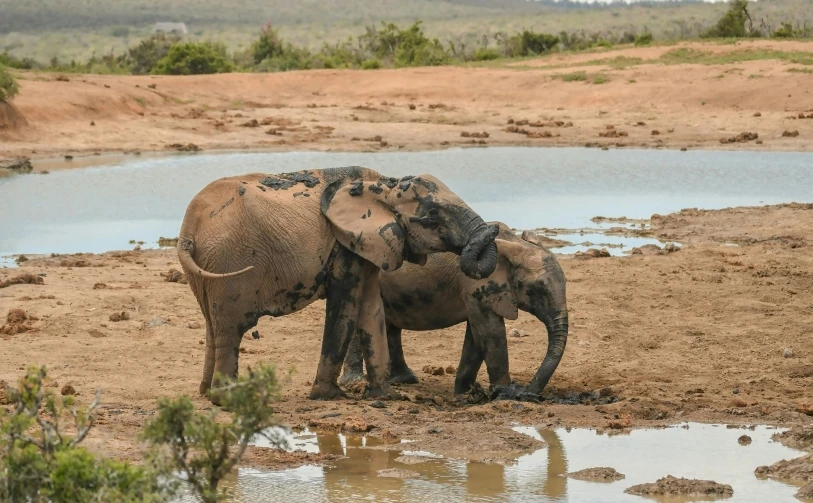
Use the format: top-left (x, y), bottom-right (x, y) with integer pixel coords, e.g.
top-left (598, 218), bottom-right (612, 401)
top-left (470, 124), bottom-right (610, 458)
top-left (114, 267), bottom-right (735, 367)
top-left (624, 476), bottom-right (733, 497)
top-left (567, 467), bottom-right (625, 482)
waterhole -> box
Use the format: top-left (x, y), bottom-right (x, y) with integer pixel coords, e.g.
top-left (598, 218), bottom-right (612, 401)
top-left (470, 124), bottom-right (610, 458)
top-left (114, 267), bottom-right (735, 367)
top-left (3, 147), bottom-right (813, 265)
top-left (174, 422), bottom-right (807, 503)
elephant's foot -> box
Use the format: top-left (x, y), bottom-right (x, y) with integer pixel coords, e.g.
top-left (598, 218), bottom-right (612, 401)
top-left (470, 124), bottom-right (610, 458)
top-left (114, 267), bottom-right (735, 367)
top-left (362, 384), bottom-right (392, 399)
top-left (309, 382), bottom-right (348, 400)
top-left (389, 366), bottom-right (419, 385)
top-left (489, 383), bottom-right (541, 404)
top-left (199, 380), bottom-right (211, 396)
top-left (339, 370), bottom-right (366, 387)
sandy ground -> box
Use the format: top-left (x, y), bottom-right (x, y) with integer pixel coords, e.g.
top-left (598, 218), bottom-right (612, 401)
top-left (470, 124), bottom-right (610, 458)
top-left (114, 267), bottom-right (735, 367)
top-left (2, 203), bottom-right (813, 466)
top-left (2, 40), bottom-right (813, 168)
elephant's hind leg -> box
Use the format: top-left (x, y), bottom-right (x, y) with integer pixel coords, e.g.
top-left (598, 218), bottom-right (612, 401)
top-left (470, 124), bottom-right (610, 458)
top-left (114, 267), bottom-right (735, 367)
top-left (387, 325), bottom-right (419, 385)
top-left (454, 322), bottom-right (485, 395)
top-left (199, 318), bottom-right (216, 395)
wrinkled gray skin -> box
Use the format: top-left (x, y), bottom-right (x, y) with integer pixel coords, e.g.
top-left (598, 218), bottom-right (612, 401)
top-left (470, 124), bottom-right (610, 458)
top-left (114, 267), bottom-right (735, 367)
top-left (177, 167), bottom-right (499, 403)
top-left (340, 222), bottom-right (568, 401)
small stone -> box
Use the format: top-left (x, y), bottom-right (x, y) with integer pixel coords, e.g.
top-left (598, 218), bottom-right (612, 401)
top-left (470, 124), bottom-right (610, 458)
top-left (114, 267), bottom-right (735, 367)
top-left (408, 408), bottom-right (419, 414)
top-left (432, 395), bottom-right (444, 406)
top-left (60, 384), bottom-right (76, 396)
top-left (369, 400), bottom-right (387, 409)
top-left (753, 112), bottom-right (761, 117)
top-left (143, 317), bottom-right (168, 329)
top-left (445, 365), bottom-right (456, 374)
top-left (738, 435), bottom-right (752, 445)
top-left (733, 388), bottom-right (740, 395)
top-left (422, 365), bottom-right (444, 376)
top-left (251, 330), bottom-right (260, 339)
top-left (87, 329), bottom-right (107, 338)
top-left (784, 348), bottom-right (793, 358)
top-left (428, 426), bottom-right (443, 434)
top-left (109, 311), bottom-right (130, 322)
top-left (90, 121), bottom-right (95, 126)
top-left (509, 328), bottom-right (523, 337)
top-left (187, 321), bottom-right (201, 329)
top-left (664, 243), bottom-right (680, 253)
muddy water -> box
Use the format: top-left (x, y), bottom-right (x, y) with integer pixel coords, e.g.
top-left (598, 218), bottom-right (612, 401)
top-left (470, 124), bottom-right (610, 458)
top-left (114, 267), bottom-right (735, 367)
top-left (2, 147), bottom-right (813, 262)
top-left (172, 423), bottom-right (807, 503)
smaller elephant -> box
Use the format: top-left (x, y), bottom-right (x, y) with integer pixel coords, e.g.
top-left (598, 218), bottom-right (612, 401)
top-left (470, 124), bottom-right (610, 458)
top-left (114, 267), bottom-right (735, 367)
top-left (341, 222), bottom-right (568, 400)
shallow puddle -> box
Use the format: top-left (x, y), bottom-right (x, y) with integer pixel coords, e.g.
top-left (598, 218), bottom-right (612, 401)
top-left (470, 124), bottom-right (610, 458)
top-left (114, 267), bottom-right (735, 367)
top-left (175, 423), bottom-right (807, 503)
top-left (3, 147), bottom-right (813, 261)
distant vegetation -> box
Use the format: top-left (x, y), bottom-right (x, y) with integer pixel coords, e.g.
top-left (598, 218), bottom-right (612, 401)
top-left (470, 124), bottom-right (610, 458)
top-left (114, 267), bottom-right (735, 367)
top-left (0, 0), bottom-right (811, 76)
top-left (1, 0), bottom-right (811, 63)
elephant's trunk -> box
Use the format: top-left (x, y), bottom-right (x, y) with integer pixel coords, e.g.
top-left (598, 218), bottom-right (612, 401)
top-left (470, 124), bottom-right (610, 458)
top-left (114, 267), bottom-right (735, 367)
top-left (459, 221), bottom-right (499, 280)
top-left (527, 309), bottom-right (568, 395)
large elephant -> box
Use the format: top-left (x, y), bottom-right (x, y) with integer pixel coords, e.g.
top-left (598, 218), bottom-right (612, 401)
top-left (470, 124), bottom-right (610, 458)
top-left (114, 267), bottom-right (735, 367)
top-left (340, 222), bottom-right (568, 400)
top-left (177, 167), bottom-right (499, 402)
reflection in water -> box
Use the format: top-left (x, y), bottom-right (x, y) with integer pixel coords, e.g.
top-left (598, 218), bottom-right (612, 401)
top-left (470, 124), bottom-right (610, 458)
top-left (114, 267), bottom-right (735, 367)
top-left (196, 423), bottom-right (808, 503)
top-left (541, 429), bottom-right (568, 499)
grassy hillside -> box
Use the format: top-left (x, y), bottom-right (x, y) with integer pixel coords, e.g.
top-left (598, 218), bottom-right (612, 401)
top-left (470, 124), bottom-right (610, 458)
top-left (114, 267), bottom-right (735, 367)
top-left (1, 0), bottom-right (811, 62)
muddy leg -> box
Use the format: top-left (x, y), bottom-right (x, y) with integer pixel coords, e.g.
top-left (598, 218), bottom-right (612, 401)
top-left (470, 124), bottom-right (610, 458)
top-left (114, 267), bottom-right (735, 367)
top-left (454, 322), bottom-right (484, 394)
top-left (388, 325), bottom-right (419, 385)
top-left (356, 261), bottom-right (391, 398)
top-left (339, 331), bottom-right (366, 386)
top-left (310, 249), bottom-right (367, 400)
top-left (209, 319), bottom-right (245, 406)
top-left (199, 319), bottom-right (216, 395)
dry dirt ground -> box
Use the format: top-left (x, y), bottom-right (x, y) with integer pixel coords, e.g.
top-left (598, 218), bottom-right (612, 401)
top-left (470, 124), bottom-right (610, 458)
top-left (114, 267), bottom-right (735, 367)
top-left (2, 39), bottom-right (813, 167)
top-left (2, 203), bottom-right (813, 467)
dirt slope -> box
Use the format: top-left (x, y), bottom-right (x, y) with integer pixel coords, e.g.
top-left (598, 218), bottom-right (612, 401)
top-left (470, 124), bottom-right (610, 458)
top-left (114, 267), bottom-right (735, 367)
top-left (2, 40), bottom-right (812, 166)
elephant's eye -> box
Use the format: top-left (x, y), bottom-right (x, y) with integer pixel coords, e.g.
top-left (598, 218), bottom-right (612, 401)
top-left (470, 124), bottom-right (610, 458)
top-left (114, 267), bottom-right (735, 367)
top-left (427, 208), bottom-right (439, 218)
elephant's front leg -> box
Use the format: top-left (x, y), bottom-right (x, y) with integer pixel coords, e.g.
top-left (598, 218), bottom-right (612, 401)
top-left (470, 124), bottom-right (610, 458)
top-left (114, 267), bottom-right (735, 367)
top-left (356, 261), bottom-right (391, 398)
top-left (339, 332), bottom-right (366, 386)
top-left (310, 250), bottom-right (371, 400)
top-left (461, 303), bottom-right (512, 391)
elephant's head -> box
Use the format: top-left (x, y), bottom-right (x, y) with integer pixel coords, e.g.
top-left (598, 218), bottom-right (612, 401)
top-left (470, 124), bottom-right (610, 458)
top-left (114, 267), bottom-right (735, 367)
top-left (321, 174), bottom-right (498, 279)
top-left (461, 224), bottom-right (568, 395)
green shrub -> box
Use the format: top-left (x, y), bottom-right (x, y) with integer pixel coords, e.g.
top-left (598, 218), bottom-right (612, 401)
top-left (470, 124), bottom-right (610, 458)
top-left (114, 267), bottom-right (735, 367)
top-left (252, 23), bottom-right (286, 64)
top-left (635, 32), bottom-right (654, 46)
top-left (595, 40), bottom-right (613, 48)
top-left (141, 364), bottom-right (288, 503)
top-left (703, 0), bottom-right (754, 38)
top-left (474, 48), bottom-right (500, 61)
top-left (0, 52), bottom-right (37, 70)
top-left (0, 367), bottom-right (170, 502)
top-left (152, 41), bottom-right (233, 75)
top-left (127, 33), bottom-right (181, 75)
top-left (0, 64), bottom-right (19, 101)
top-left (359, 21), bottom-right (450, 68)
top-left (361, 58), bottom-right (381, 69)
top-left (505, 30), bottom-right (559, 57)
top-left (1, 364), bottom-right (288, 503)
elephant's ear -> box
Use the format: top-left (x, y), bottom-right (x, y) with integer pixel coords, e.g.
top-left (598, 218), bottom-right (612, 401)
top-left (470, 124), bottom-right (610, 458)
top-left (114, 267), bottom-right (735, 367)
top-left (459, 239), bottom-right (519, 320)
top-left (520, 230), bottom-right (545, 247)
top-left (323, 180), bottom-right (405, 272)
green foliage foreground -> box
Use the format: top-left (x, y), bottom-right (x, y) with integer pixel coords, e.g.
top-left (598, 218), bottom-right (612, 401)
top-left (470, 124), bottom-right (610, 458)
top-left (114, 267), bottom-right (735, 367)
top-left (0, 365), bottom-right (288, 503)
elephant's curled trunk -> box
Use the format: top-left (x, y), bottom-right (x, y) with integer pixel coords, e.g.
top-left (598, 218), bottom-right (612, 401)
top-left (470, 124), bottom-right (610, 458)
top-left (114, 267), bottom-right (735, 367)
top-left (527, 310), bottom-right (568, 395)
top-left (459, 223), bottom-right (499, 280)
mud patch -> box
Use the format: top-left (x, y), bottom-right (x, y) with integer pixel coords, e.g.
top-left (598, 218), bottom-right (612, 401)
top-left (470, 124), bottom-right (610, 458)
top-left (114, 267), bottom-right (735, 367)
top-left (567, 466), bottom-right (625, 482)
top-left (1, 309), bottom-right (38, 335)
top-left (240, 446), bottom-right (345, 470)
top-left (377, 468), bottom-right (420, 479)
top-left (755, 454), bottom-right (813, 483)
top-left (541, 387), bottom-right (621, 405)
top-left (0, 273), bottom-right (44, 288)
top-left (774, 426), bottom-right (813, 452)
top-left (161, 268), bottom-right (187, 284)
top-left (625, 475), bottom-right (733, 497)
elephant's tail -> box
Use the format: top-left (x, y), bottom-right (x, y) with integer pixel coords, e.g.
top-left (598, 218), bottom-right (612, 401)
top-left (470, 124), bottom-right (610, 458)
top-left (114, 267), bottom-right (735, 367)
top-left (177, 238), bottom-right (254, 279)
